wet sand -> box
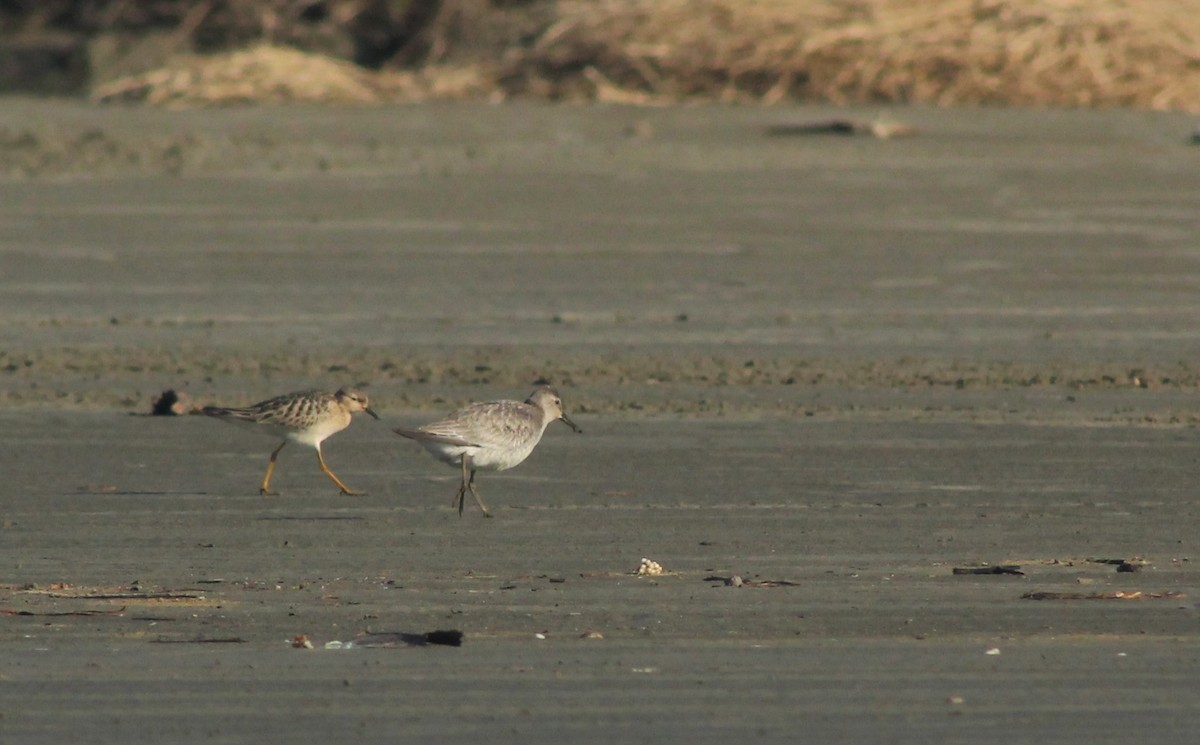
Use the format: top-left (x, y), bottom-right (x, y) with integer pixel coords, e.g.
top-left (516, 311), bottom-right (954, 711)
top-left (2, 99), bottom-right (1199, 743)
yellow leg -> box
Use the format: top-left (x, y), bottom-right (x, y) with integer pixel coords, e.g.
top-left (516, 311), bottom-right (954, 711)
top-left (317, 447), bottom-right (363, 496)
top-left (260, 441), bottom-right (286, 496)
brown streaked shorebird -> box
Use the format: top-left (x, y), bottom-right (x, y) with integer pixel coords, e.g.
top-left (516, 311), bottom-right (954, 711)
top-left (202, 387), bottom-right (379, 496)
top-left (393, 385), bottom-right (581, 517)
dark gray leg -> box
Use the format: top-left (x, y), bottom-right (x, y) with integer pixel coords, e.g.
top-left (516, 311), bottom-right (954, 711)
top-left (466, 469), bottom-right (491, 517)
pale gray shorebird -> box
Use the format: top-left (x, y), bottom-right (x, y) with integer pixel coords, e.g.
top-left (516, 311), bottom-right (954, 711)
top-left (202, 388), bottom-right (379, 496)
top-left (393, 385), bottom-right (581, 517)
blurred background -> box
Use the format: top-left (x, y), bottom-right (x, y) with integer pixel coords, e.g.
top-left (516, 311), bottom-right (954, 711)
top-left (1, 0), bottom-right (1197, 110)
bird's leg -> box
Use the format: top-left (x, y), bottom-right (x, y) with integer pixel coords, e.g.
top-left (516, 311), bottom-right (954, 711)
top-left (260, 441), bottom-right (286, 496)
top-left (456, 455), bottom-right (470, 517)
top-left (316, 446), bottom-right (364, 496)
top-left (466, 468), bottom-right (491, 518)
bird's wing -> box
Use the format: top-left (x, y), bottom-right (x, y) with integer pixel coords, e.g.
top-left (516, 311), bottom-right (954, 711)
top-left (393, 426), bottom-right (478, 447)
top-left (456, 400), bottom-right (540, 445)
top-left (203, 390), bottom-right (328, 425)
top-left (394, 399), bottom-right (536, 448)
top-left (201, 405), bottom-right (260, 422)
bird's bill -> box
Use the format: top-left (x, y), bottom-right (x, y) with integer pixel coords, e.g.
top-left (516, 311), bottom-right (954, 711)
top-left (364, 407), bottom-right (381, 420)
top-left (559, 413), bottom-right (581, 433)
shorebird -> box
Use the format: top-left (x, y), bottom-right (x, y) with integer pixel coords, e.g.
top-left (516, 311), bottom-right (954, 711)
top-left (393, 385), bottom-right (580, 516)
top-left (202, 387), bottom-right (379, 496)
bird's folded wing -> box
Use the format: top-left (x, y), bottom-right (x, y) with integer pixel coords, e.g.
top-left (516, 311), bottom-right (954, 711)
top-left (393, 427), bottom-right (479, 448)
top-left (202, 406), bottom-right (258, 421)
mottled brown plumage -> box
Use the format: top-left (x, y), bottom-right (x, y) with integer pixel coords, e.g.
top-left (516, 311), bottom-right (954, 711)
top-left (203, 387), bottom-right (379, 496)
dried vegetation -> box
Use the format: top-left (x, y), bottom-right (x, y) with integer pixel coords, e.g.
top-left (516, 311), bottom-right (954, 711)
top-left (7, 1), bottom-right (1200, 110)
top-left (511, 0), bottom-right (1200, 109)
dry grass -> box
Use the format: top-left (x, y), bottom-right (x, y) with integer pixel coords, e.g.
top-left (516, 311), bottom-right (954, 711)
top-left (522, 0), bottom-right (1200, 109)
top-left (91, 0), bottom-right (1200, 110)
top-left (91, 44), bottom-right (491, 107)
top-left (91, 44), bottom-right (386, 107)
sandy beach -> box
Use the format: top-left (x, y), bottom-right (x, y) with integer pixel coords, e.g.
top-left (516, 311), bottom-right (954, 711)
top-left (2, 99), bottom-right (1199, 743)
